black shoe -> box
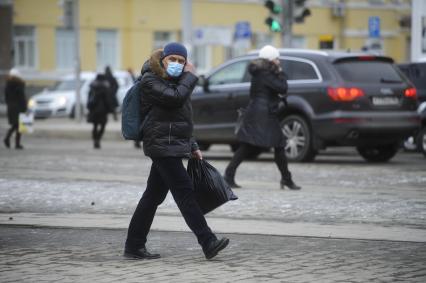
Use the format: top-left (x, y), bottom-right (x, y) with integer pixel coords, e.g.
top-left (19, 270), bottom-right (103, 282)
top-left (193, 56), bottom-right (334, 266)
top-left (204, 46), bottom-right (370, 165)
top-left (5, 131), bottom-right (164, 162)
top-left (224, 176), bottom-right (241, 188)
top-left (280, 180), bottom-right (301, 190)
top-left (94, 141), bottom-right (100, 149)
top-left (4, 139), bottom-right (10, 148)
top-left (203, 238), bottom-right (230, 260)
top-left (124, 246), bottom-right (161, 260)
top-left (15, 144), bottom-right (24, 150)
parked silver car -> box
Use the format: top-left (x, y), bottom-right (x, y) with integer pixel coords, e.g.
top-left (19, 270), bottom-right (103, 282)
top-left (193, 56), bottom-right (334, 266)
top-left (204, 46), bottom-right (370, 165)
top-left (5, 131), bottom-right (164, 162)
top-left (29, 71), bottom-right (133, 119)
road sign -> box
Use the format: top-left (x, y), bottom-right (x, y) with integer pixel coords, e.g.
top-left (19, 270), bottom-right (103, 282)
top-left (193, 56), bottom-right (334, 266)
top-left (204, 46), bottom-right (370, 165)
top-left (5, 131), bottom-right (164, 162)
top-left (234, 21), bottom-right (252, 39)
top-left (368, 16), bottom-right (380, 38)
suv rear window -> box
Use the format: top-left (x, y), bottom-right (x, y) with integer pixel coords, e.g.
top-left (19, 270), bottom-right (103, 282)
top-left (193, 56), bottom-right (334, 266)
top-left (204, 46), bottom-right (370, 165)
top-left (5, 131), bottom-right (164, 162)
top-left (334, 60), bottom-right (404, 83)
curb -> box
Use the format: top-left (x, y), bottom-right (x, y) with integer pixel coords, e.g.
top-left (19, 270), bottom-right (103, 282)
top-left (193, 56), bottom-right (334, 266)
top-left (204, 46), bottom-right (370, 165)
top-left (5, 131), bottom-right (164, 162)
top-left (2, 213), bottom-right (426, 243)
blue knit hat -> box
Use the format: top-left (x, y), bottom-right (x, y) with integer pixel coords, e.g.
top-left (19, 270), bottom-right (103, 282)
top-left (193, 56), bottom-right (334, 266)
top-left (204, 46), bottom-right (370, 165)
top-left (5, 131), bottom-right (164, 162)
top-left (163, 42), bottom-right (187, 59)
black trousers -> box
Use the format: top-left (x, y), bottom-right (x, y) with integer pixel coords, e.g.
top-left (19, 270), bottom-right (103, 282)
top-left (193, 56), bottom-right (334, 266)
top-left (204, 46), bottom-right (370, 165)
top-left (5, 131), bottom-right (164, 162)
top-left (225, 143), bottom-right (292, 182)
top-left (92, 122), bottom-right (106, 142)
top-left (4, 123), bottom-right (21, 146)
top-left (126, 157), bottom-right (216, 249)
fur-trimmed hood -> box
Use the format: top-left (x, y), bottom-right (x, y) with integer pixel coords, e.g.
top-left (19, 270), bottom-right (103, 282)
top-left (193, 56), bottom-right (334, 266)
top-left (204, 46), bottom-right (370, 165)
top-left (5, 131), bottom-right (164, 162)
top-left (140, 49), bottom-right (169, 80)
top-left (6, 75), bottom-right (25, 86)
top-left (248, 58), bottom-right (280, 76)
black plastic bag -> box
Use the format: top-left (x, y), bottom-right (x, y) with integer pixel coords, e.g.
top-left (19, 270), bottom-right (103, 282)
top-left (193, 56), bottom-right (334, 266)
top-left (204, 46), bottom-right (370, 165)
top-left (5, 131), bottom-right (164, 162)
top-left (187, 159), bottom-right (238, 214)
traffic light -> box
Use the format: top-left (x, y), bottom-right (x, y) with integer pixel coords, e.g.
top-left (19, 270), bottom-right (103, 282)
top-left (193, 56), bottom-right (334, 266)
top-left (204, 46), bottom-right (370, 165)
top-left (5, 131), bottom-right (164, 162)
top-left (264, 0), bottom-right (282, 32)
top-left (264, 0), bottom-right (282, 14)
top-left (294, 0), bottom-right (311, 23)
top-left (265, 17), bottom-right (282, 32)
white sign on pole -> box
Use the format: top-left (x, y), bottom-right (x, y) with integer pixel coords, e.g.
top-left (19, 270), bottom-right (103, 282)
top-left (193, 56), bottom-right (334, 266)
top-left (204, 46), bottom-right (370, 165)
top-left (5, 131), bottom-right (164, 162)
top-left (193, 27), bottom-right (233, 46)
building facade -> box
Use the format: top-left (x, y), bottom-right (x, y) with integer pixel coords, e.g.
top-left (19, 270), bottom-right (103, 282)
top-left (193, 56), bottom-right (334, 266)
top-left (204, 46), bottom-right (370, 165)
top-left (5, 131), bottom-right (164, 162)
top-left (6, 0), bottom-right (412, 81)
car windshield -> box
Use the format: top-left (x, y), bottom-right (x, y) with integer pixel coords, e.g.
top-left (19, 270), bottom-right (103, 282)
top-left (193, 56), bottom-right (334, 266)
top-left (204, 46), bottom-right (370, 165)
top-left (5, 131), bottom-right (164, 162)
top-left (334, 60), bottom-right (404, 84)
top-left (53, 80), bottom-right (84, 91)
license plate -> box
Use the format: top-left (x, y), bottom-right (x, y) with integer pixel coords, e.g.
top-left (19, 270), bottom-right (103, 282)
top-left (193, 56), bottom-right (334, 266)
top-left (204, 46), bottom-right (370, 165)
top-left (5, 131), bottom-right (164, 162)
top-left (372, 96), bottom-right (399, 106)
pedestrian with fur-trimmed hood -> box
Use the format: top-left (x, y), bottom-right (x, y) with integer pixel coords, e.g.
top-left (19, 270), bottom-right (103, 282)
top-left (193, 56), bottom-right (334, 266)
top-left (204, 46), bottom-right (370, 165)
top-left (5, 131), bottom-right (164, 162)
top-left (224, 45), bottom-right (301, 190)
top-left (124, 42), bottom-right (229, 260)
top-left (3, 68), bottom-right (27, 149)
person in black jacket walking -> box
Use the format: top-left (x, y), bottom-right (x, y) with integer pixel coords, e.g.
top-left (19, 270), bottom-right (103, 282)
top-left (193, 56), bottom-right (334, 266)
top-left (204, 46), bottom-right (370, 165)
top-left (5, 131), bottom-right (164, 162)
top-left (124, 42), bottom-right (229, 260)
top-left (87, 74), bottom-right (114, 149)
top-left (3, 69), bottom-right (27, 150)
top-left (104, 66), bottom-right (119, 121)
top-left (224, 45), bottom-right (301, 190)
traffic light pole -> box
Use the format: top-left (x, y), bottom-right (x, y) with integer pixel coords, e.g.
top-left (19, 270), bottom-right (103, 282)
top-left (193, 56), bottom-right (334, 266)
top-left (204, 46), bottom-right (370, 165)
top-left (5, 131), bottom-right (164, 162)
top-left (281, 0), bottom-right (293, 48)
top-left (73, 0), bottom-right (81, 122)
top-left (181, 0), bottom-right (192, 60)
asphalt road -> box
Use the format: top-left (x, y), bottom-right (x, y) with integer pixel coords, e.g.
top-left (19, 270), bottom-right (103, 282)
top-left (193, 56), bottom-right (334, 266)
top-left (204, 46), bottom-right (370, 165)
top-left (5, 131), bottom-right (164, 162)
top-left (1, 136), bottom-right (426, 282)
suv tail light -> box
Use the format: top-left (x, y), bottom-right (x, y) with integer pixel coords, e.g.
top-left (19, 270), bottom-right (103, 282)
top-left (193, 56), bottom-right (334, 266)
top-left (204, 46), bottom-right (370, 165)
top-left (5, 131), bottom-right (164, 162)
top-left (327, 87), bottom-right (364, 102)
top-left (404, 88), bottom-right (417, 99)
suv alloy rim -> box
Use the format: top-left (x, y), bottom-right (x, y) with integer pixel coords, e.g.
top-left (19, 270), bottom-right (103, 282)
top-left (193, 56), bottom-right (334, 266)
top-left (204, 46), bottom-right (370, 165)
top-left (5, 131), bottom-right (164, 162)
top-left (282, 120), bottom-right (306, 159)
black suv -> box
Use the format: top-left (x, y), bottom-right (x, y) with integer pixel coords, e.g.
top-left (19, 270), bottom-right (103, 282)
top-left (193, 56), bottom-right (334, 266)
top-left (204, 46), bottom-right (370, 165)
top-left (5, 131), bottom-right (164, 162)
top-left (398, 62), bottom-right (426, 156)
top-left (191, 49), bottom-right (419, 162)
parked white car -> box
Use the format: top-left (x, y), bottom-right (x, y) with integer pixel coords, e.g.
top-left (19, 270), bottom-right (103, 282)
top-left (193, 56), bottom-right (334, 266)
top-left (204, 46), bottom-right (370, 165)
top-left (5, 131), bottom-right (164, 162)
top-left (29, 71), bottom-right (133, 119)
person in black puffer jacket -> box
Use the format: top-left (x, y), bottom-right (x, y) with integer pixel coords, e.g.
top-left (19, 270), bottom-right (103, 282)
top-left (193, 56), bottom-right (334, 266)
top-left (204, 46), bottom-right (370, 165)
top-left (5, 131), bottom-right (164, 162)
top-left (224, 45), bottom-right (301, 190)
top-left (3, 68), bottom-right (27, 150)
top-left (87, 74), bottom-right (114, 149)
top-left (124, 42), bottom-right (229, 260)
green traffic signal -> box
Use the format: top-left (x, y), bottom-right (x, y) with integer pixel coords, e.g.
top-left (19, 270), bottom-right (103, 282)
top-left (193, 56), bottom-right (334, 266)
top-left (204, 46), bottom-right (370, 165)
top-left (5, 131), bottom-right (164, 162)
top-left (264, 0), bottom-right (282, 15)
top-left (265, 17), bottom-right (282, 32)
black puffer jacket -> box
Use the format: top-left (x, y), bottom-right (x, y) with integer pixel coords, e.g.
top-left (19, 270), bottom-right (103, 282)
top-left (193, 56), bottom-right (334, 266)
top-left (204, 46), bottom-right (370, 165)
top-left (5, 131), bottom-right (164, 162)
top-left (140, 49), bottom-right (199, 158)
top-left (87, 75), bottom-right (113, 124)
top-left (236, 58), bottom-right (288, 148)
top-left (4, 76), bottom-right (27, 125)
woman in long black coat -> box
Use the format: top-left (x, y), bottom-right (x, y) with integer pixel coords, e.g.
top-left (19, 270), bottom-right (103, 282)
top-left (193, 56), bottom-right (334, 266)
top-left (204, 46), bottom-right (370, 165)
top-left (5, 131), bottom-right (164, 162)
top-left (87, 74), bottom-right (113, 149)
top-left (224, 45), bottom-right (301, 190)
top-left (3, 69), bottom-right (27, 149)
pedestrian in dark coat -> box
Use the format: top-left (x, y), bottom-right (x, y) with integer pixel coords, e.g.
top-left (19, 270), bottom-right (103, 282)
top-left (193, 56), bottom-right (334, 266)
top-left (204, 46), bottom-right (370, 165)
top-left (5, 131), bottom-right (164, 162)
top-left (3, 69), bottom-right (27, 149)
top-left (104, 66), bottom-right (119, 120)
top-left (124, 42), bottom-right (229, 260)
top-left (87, 74), bottom-right (113, 149)
top-left (224, 45), bottom-right (301, 190)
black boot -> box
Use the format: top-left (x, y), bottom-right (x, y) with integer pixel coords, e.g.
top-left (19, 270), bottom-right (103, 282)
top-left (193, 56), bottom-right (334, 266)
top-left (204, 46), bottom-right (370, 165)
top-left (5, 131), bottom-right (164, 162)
top-left (4, 126), bottom-right (15, 148)
top-left (15, 132), bottom-right (23, 150)
top-left (280, 179), bottom-right (301, 190)
top-left (224, 175), bottom-right (241, 188)
top-left (275, 147), bottom-right (300, 190)
top-left (3, 138), bottom-right (10, 148)
top-left (94, 140), bottom-right (100, 149)
top-left (124, 246), bottom-right (161, 260)
top-left (203, 237), bottom-right (230, 260)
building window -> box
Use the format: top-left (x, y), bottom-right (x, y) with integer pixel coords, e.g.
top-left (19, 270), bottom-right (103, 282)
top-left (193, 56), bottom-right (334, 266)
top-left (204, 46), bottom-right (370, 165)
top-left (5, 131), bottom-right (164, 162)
top-left (192, 45), bottom-right (211, 75)
top-left (96, 29), bottom-right (119, 71)
top-left (56, 28), bottom-right (75, 70)
top-left (153, 31), bottom-right (177, 50)
top-left (13, 25), bottom-right (36, 69)
top-left (291, 36), bottom-right (306, 48)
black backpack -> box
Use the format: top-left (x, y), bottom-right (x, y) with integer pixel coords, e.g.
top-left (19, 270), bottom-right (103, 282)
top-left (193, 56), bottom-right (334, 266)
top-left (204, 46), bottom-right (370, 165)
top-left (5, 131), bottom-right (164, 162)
top-left (121, 79), bottom-right (147, 140)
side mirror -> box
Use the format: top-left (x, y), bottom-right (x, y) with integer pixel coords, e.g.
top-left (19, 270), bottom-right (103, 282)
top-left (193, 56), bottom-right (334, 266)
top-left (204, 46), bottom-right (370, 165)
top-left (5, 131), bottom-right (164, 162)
top-left (198, 75), bottom-right (209, 92)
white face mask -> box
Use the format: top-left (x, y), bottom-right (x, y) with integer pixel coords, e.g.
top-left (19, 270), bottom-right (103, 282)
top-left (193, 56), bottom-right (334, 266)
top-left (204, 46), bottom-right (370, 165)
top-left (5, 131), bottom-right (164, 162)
top-left (166, 62), bottom-right (184, 77)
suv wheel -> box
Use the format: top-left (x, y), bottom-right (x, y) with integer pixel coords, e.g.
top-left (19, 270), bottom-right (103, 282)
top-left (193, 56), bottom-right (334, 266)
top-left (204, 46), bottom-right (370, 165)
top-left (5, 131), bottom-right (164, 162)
top-left (356, 143), bottom-right (399, 162)
top-left (416, 127), bottom-right (426, 157)
top-left (281, 115), bottom-right (316, 162)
